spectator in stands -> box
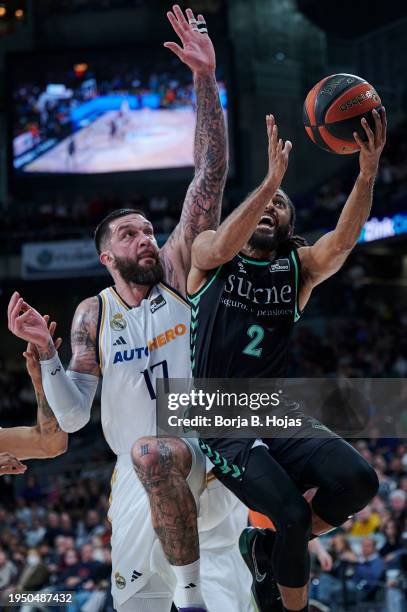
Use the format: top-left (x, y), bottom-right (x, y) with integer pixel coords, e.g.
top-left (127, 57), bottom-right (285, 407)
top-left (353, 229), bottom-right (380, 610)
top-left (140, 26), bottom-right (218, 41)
top-left (316, 537), bottom-right (385, 606)
top-left (0, 550), bottom-right (18, 590)
top-left (14, 547), bottom-right (49, 593)
top-left (43, 512), bottom-right (62, 547)
top-left (379, 519), bottom-right (403, 564)
top-left (25, 517), bottom-right (46, 548)
top-left (389, 489), bottom-right (407, 533)
top-left (350, 505), bottom-right (380, 536)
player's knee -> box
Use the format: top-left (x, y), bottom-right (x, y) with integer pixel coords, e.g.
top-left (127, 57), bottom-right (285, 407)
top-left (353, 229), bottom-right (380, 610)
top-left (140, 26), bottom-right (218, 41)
top-left (131, 437), bottom-right (161, 473)
top-left (131, 437), bottom-right (191, 479)
top-left (276, 497), bottom-right (312, 538)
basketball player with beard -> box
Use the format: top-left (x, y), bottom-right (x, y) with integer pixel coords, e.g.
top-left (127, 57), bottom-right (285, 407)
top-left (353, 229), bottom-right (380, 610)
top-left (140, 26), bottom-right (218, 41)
top-left (187, 110), bottom-right (386, 612)
top-left (7, 6), bottom-right (228, 611)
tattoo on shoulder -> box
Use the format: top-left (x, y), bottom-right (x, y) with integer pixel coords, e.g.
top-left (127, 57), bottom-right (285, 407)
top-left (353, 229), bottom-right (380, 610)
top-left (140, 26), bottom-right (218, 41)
top-left (69, 297), bottom-right (100, 375)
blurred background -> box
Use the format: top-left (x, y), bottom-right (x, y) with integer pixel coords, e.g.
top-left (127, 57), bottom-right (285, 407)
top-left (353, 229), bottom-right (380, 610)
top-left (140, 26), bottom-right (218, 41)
top-left (0, 0), bottom-right (406, 610)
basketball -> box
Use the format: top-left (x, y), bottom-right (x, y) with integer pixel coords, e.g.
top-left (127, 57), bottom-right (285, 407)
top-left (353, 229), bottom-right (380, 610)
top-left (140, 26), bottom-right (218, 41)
top-left (303, 73), bottom-right (382, 154)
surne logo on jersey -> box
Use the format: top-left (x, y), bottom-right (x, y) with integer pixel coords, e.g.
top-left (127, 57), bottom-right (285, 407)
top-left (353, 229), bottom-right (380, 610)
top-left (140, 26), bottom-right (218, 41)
top-left (224, 274), bottom-right (292, 305)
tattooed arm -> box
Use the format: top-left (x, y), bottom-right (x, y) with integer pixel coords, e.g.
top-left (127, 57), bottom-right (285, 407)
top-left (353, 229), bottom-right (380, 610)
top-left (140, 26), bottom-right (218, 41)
top-left (0, 384), bottom-right (68, 461)
top-left (7, 294), bottom-right (100, 433)
top-left (159, 6), bottom-right (228, 293)
top-left (0, 332), bottom-right (68, 461)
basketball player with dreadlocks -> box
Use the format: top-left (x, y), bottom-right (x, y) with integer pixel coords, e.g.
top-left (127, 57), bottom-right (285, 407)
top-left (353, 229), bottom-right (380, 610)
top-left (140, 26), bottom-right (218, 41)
top-left (187, 108), bottom-right (386, 612)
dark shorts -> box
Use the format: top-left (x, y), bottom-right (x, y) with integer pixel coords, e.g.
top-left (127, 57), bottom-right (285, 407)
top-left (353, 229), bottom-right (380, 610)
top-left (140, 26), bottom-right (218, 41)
top-left (201, 412), bottom-right (340, 489)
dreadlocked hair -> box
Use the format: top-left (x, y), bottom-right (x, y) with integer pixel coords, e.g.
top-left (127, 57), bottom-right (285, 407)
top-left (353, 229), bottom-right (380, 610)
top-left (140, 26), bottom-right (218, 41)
top-left (275, 190), bottom-right (308, 257)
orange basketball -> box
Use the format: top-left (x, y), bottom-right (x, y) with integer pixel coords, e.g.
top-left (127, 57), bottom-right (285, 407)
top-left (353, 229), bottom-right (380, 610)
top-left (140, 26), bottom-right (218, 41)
top-left (303, 73), bottom-right (382, 154)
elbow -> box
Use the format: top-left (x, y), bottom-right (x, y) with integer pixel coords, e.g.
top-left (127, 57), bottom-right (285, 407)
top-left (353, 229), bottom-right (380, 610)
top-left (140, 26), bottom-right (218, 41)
top-left (41, 434), bottom-right (68, 458)
top-left (56, 409), bottom-right (91, 434)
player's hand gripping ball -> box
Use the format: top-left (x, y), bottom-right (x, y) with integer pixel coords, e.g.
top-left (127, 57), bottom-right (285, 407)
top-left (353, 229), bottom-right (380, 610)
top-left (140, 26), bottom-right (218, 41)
top-left (303, 73), bottom-right (382, 154)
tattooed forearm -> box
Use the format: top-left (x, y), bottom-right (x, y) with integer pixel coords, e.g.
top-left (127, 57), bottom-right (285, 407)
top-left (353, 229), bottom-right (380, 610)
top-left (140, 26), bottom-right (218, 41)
top-left (161, 72), bottom-right (228, 285)
top-left (35, 389), bottom-right (62, 435)
top-left (132, 437), bottom-right (198, 565)
top-left (38, 339), bottom-right (56, 361)
top-left (180, 72), bottom-right (228, 241)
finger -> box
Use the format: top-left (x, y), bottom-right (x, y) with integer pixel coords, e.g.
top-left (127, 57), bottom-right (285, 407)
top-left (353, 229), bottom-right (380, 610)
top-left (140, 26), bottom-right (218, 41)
top-left (185, 8), bottom-right (197, 23)
top-left (353, 130), bottom-right (367, 150)
top-left (268, 124), bottom-right (277, 157)
top-left (166, 11), bottom-right (186, 43)
top-left (361, 117), bottom-right (374, 148)
top-left (283, 140), bottom-right (293, 156)
top-left (10, 297), bottom-right (24, 330)
top-left (163, 41), bottom-right (184, 61)
top-left (372, 108), bottom-right (382, 147)
top-left (0, 455), bottom-right (24, 469)
top-left (277, 138), bottom-right (283, 155)
top-left (381, 106), bottom-right (387, 144)
top-left (7, 292), bottom-right (20, 326)
top-left (266, 115), bottom-right (274, 141)
top-left (197, 14), bottom-right (205, 21)
top-left (17, 308), bottom-right (34, 324)
top-left (49, 321), bottom-right (57, 338)
top-left (269, 122), bottom-right (278, 151)
top-left (173, 4), bottom-right (190, 30)
top-left (55, 338), bottom-right (63, 351)
top-left (43, 314), bottom-right (50, 323)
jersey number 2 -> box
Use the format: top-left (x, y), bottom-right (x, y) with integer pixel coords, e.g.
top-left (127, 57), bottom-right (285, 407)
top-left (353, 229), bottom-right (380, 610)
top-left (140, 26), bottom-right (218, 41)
top-left (142, 360), bottom-right (169, 400)
top-left (243, 325), bottom-right (264, 358)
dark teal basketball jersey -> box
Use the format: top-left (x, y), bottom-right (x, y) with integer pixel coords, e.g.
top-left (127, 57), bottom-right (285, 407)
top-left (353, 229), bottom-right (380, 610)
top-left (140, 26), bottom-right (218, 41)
top-left (188, 250), bottom-right (302, 378)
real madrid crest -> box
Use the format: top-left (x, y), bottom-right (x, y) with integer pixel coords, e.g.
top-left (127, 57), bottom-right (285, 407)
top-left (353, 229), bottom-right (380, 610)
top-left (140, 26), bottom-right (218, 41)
top-left (110, 312), bottom-right (127, 331)
top-left (115, 572), bottom-right (126, 589)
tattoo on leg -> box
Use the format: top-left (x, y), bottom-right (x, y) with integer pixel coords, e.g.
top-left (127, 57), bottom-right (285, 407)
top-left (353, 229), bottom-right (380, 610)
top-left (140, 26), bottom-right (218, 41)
top-left (134, 439), bottom-right (198, 565)
top-left (140, 444), bottom-right (149, 456)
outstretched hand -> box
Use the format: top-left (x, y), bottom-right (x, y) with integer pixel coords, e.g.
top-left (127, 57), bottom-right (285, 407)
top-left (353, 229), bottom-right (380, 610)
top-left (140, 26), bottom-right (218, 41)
top-left (354, 107), bottom-right (386, 180)
top-left (164, 5), bottom-right (215, 75)
top-left (265, 114), bottom-right (292, 189)
top-left (8, 292), bottom-right (52, 352)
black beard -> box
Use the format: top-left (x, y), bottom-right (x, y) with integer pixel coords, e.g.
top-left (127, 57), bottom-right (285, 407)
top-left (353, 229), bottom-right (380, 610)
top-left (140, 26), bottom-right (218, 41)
top-left (248, 223), bottom-right (291, 252)
top-left (113, 255), bottom-right (164, 286)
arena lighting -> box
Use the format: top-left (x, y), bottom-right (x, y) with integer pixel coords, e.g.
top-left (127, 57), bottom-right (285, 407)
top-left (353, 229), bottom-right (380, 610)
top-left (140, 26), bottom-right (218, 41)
top-left (358, 211), bottom-right (407, 243)
top-left (15, 9), bottom-right (24, 19)
top-left (0, 6), bottom-right (6, 17)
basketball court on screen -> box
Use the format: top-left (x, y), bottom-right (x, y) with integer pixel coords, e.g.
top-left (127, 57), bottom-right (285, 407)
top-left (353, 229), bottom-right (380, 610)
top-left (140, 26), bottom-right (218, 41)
top-left (24, 108), bottom-right (203, 174)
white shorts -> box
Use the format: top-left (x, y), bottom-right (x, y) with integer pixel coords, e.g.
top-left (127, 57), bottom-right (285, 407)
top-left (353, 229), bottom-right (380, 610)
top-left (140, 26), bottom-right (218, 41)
top-left (109, 438), bottom-right (205, 606)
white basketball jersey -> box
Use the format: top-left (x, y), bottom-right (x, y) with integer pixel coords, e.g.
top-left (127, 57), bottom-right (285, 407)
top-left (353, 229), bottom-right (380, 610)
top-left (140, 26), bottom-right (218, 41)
top-left (97, 283), bottom-right (191, 455)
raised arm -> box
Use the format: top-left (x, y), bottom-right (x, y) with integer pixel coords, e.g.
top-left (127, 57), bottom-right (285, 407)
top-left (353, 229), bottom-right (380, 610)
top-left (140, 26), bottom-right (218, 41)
top-left (159, 5), bottom-right (228, 291)
top-left (298, 108), bottom-right (386, 299)
top-left (8, 293), bottom-right (100, 433)
top-left (188, 115), bottom-right (291, 292)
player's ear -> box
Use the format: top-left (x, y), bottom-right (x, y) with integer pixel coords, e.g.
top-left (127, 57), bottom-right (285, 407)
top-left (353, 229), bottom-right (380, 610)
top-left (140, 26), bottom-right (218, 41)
top-left (100, 251), bottom-right (111, 267)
